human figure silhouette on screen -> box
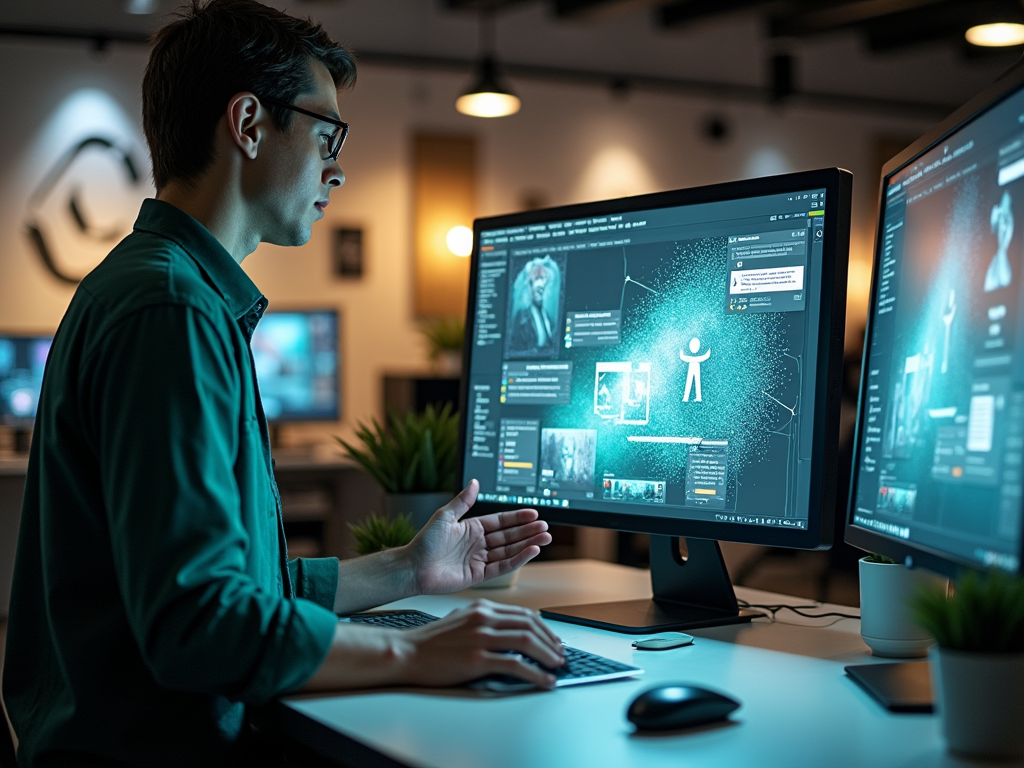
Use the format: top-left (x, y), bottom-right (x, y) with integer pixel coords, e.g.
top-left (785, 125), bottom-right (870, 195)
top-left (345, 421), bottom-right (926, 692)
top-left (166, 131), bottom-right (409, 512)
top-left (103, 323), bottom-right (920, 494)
top-left (681, 337), bottom-right (711, 402)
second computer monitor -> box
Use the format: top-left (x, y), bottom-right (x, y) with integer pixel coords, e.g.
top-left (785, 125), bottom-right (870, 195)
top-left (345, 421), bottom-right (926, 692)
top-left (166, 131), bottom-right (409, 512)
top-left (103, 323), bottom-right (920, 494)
top-left (461, 168), bottom-right (851, 553)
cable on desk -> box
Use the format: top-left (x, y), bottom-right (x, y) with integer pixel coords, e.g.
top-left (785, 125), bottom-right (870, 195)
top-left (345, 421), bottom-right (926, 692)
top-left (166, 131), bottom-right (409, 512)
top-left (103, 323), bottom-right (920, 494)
top-left (738, 599), bottom-right (860, 623)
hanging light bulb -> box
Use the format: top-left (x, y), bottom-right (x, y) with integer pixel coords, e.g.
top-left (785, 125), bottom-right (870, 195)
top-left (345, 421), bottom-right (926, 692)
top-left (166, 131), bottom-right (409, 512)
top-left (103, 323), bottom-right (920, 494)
top-left (456, 13), bottom-right (521, 118)
top-left (456, 58), bottom-right (520, 118)
top-left (966, 23), bottom-right (1024, 47)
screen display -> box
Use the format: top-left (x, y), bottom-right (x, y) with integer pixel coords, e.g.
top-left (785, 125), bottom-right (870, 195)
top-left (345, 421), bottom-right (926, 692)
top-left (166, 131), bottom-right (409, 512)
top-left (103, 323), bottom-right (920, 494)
top-left (851, 83), bottom-right (1024, 572)
top-left (251, 311), bottom-right (339, 422)
top-left (464, 188), bottom-right (829, 532)
top-left (0, 336), bottom-right (52, 427)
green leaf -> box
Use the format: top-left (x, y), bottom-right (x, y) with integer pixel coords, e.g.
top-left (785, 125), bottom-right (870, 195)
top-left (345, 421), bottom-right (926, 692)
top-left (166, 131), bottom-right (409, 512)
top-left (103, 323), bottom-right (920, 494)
top-left (912, 570), bottom-right (1024, 652)
top-left (349, 512), bottom-right (417, 555)
top-left (335, 403), bottom-right (461, 494)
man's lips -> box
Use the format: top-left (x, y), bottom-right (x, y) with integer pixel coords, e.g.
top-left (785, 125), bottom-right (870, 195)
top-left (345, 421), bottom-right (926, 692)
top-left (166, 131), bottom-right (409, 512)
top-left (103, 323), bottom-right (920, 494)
top-left (314, 200), bottom-right (329, 212)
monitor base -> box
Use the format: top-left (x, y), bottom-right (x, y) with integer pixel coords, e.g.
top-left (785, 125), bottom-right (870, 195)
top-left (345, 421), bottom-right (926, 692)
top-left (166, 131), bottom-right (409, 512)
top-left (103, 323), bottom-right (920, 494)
top-left (541, 598), bottom-right (755, 634)
top-left (542, 536), bottom-right (754, 634)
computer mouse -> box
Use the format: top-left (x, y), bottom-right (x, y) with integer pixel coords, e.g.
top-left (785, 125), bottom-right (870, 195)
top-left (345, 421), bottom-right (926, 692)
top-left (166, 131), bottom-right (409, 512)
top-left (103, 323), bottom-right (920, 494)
top-left (627, 684), bottom-right (740, 731)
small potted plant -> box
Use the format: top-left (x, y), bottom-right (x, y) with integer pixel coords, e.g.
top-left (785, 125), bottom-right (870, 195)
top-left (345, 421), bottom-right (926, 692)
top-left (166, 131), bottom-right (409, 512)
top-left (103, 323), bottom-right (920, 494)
top-left (913, 571), bottom-right (1024, 759)
top-left (421, 317), bottom-right (464, 376)
top-left (349, 512), bottom-right (417, 556)
top-left (859, 552), bottom-right (945, 657)
top-left (336, 403), bottom-right (459, 529)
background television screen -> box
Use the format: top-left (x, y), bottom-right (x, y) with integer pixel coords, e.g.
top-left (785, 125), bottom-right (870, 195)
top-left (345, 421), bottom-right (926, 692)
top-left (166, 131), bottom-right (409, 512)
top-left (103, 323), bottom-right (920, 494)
top-left (0, 335), bottom-right (52, 427)
top-left (463, 184), bottom-right (834, 536)
top-left (849, 80), bottom-right (1024, 573)
top-left (251, 310), bottom-right (340, 423)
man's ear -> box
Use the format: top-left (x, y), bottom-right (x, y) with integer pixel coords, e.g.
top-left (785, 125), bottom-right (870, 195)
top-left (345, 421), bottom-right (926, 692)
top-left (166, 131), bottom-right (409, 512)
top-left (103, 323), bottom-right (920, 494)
top-left (226, 93), bottom-right (263, 160)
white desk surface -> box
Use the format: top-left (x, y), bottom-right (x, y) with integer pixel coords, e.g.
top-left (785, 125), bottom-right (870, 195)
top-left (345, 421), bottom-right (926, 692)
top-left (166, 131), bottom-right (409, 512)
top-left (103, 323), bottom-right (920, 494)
top-left (276, 560), bottom-right (1020, 768)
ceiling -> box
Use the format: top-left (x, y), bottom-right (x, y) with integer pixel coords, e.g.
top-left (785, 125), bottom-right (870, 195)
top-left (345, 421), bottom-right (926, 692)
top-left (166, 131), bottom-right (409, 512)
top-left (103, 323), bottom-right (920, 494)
top-left (1, 0), bottom-right (1022, 118)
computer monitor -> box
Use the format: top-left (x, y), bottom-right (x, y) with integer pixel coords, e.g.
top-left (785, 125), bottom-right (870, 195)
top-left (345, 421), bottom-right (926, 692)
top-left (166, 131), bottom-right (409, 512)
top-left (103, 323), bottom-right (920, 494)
top-left (251, 310), bottom-right (340, 426)
top-left (846, 61), bottom-right (1024, 579)
top-left (458, 168), bottom-right (852, 633)
top-left (0, 334), bottom-right (53, 450)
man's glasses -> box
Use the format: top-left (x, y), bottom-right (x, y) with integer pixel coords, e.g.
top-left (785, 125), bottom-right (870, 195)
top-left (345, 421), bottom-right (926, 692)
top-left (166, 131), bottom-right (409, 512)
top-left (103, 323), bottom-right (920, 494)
top-left (259, 96), bottom-right (349, 161)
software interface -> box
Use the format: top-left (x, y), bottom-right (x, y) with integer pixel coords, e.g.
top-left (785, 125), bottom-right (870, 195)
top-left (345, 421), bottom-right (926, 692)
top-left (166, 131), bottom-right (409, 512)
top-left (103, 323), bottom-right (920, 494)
top-left (852, 85), bottom-right (1024, 571)
top-left (0, 336), bottom-right (52, 426)
top-left (251, 311), bottom-right (339, 422)
top-left (465, 188), bottom-right (829, 531)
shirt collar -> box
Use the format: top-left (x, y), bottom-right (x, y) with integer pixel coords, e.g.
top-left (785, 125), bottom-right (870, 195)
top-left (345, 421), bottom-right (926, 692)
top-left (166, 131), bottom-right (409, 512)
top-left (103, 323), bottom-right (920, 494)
top-left (132, 198), bottom-right (266, 321)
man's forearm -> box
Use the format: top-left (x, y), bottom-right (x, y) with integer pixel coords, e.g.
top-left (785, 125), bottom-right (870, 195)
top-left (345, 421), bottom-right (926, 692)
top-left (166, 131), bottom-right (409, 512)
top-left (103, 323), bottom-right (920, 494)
top-left (332, 545), bottom-right (418, 614)
top-left (302, 622), bottom-right (413, 691)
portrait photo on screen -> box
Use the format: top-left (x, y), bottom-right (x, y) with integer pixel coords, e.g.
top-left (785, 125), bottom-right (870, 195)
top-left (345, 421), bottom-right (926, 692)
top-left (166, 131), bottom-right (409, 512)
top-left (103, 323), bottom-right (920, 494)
top-left (539, 427), bottom-right (597, 491)
top-left (504, 253), bottom-right (567, 360)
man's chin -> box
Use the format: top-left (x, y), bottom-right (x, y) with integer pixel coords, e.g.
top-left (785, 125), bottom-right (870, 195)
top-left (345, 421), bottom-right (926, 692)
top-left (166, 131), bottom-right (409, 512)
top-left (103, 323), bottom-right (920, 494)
top-left (264, 223), bottom-right (313, 248)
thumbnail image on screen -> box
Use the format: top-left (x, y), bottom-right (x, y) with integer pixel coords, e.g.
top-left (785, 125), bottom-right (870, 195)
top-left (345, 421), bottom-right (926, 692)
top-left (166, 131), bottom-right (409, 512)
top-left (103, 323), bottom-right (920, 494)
top-left (251, 311), bottom-right (339, 422)
top-left (464, 188), bottom-right (830, 531)
top-left (0, 336), bottom-right (52, 426)
top-left (851, 83), bottom-right (1024, 572)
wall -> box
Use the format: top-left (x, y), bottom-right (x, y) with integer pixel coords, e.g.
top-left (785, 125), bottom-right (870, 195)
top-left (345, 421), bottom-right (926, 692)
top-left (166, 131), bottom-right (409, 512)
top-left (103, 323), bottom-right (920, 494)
top-left (0, 39), bottom-right (935, 445)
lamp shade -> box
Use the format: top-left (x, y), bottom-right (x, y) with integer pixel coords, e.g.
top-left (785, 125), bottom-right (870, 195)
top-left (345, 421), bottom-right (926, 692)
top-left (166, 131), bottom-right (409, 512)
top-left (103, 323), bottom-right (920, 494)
top-left (456, 57), bottom-right (521, 118)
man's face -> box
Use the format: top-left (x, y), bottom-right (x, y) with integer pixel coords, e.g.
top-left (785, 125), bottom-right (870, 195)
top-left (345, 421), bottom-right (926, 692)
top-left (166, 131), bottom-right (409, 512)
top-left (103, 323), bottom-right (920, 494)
top-left (248, 60), bottom-right (345, 247)
top-left (529, 267), bottom-right (549, 307)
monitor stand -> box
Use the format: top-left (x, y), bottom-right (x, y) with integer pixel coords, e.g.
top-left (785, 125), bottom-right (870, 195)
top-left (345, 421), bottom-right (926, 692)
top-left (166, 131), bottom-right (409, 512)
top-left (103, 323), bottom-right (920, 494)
top-left (541, 535), bottom-right (757, 634)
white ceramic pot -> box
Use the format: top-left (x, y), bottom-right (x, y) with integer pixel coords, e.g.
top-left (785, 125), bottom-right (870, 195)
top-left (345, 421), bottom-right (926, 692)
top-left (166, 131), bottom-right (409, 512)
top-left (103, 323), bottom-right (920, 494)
top-left (931, 648), bottom-right (1024, 759)
top-left (859, 558), bottom-right (945, 658)
top-left (384, 492), bottom-right (452, 530)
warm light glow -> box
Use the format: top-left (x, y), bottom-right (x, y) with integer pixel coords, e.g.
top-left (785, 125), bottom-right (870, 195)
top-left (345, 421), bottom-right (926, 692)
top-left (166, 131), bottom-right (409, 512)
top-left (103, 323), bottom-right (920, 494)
top-left (455, 91), bottom-right (521, 118)
top-left (966, 23), bottom-right (1024, 47)
top-left (446, 226), bottom-right (474, 257)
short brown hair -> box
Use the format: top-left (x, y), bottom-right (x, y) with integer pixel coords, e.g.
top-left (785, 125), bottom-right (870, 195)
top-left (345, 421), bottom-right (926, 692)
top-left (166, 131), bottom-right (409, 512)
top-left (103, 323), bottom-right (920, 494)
top-left (143, 0), bottom-right (356, 191)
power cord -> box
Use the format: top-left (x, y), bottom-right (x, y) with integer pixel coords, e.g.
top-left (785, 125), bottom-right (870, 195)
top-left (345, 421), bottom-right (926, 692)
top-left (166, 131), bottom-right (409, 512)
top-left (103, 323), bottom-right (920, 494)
top-left (738, 599), bottom-right (860, 625)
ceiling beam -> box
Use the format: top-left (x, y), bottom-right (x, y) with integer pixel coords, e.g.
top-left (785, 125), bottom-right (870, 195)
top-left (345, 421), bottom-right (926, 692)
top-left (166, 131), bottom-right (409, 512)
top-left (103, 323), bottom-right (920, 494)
top-left (0, 24), bottom-right (956, 119)
top-left (770, 0), bottom-right (956, 38)
top-left (553, 0), bottom-right (666, 21)
top-left (658, 0), bottom-right (770, 30)
top-left (443, 0), bottom-right (533, 11)
top-left (864, 0), bottom-right (1024, 52)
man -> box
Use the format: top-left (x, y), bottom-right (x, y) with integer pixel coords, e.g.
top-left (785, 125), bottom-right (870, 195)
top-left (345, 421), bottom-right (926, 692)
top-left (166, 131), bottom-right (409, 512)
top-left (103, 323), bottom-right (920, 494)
top-left (509, 258), bottom-right (558, 355)
top-left (2, 2), bottom-right (562, 766)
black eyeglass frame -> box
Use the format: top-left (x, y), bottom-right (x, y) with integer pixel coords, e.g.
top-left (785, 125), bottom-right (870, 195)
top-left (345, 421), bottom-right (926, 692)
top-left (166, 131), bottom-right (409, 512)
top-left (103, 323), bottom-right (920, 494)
top-left (259, 95), bottom-right (349, 161)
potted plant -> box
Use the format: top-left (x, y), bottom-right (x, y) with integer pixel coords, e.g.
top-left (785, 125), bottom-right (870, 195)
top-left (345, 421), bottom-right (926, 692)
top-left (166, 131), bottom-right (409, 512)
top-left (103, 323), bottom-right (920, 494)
top-left (859, 552), bottom-right (945, 658)
top-left (349, 512), bottom-right (417, 556)
top-left (336, 403), bottom-right (459, 529)
top-left (421, 317), bottom-right (464, 376)
top-left (913, 571), bottom-right (1024, 760)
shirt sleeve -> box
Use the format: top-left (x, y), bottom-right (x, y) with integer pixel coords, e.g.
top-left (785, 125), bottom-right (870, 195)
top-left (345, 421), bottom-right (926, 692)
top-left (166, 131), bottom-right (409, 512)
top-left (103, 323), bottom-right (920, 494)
top-left (86, 303), bottom-right (336, 705)
top-left (288, 557), bottom-right (340, 612)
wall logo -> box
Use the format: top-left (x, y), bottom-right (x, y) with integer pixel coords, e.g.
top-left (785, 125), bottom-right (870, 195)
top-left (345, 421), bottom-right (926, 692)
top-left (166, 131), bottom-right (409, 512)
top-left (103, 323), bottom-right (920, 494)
top-left (25, 136), bottom-right (143, 285)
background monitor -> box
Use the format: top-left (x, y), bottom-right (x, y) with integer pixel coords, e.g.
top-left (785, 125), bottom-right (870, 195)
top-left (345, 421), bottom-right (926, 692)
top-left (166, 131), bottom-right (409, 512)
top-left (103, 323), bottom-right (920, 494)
top-left (459, 168), bottom-right (852, 632)
top-left (846, 61), bottom-right (1024, 579)
top-left (0, 334), bottom-right (52, 429)
top-left (251, 310), bottom-right (340, 424)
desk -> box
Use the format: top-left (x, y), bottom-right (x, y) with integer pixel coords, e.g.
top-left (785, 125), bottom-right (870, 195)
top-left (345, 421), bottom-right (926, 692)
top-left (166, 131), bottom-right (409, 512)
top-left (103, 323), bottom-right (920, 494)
top-left (267, 559), bottom-right (1017, 768)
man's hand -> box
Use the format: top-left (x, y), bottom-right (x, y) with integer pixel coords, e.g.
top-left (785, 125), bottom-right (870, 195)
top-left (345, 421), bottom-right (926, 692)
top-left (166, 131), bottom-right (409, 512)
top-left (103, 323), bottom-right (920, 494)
top-left (399, 600), bottom-right (564, 687)
top-left (303, 600), bottom-right (565, 692)
top-left (409, 479), bottom-right (552, 594)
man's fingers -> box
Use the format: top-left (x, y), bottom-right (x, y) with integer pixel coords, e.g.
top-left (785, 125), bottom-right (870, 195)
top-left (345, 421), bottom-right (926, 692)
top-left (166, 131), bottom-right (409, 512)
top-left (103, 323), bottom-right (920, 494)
top-left (480, 652), bottom-right (557, 688)
top-left (478, 508), bottom-right (539, 534)
top-left (480, 628), bottom-right (563, 669)
top-left (487, 533), bottom-right (552, 563)
top-left (484, 520), bottom-right (549, 549)
top-left (441, 479), bottom-right (480, 521)
top-left (464, 602), bottom-right (563, 651)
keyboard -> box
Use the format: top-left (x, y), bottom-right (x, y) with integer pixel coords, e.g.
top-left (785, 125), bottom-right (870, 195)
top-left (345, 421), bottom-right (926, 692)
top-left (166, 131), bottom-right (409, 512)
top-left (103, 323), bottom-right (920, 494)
top-left (344, 609), bottom-right (643, 691)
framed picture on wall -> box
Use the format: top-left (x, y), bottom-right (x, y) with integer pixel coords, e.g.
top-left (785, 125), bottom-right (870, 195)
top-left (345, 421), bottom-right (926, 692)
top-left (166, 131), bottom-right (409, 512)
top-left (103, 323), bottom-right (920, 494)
top-left (332, 227), bottom-right (364, 279)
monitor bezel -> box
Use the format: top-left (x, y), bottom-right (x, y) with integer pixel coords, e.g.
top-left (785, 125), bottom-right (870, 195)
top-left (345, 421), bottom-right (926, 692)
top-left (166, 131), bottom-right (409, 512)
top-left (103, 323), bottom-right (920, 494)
top-left (458, 167), bottom-right (852, 550)
top-left (0, 331), bottom-right (55, 429)
top-left (845, 57), bottom-right (1024, 577)
top-left (253, 307), bottom-right (342, 425)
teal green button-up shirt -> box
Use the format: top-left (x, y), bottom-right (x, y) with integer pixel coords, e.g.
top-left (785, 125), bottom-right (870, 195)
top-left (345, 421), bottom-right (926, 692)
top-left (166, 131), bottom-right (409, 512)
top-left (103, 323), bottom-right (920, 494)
top-left (3, 199), bottom-right (340, 767)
